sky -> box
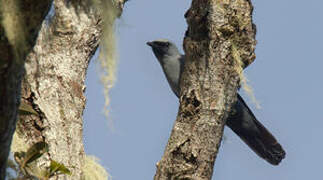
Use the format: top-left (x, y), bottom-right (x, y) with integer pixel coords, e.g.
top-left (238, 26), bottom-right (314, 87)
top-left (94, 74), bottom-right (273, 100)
top-left (83, 0), bottom-right (323, 179)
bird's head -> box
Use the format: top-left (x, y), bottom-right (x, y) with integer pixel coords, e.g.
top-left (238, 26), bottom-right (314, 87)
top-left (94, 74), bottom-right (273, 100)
top-left (147, 39), bottom-right (180, 62)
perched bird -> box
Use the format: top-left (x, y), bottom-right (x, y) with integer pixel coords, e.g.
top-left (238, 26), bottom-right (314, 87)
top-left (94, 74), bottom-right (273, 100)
top-left (147, 39), bottom-right (285, 165)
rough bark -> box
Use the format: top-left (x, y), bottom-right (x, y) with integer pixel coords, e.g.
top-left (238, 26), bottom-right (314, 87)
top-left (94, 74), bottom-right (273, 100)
top-left (154, 0), bottom-right (256, 179)
top-left (7, 0), bottom-right (126, 179)
top-left (16, 1), bottom-right (100, 179)
top-left (10, 1), bottom-right (102, 180)
top-left (0, 0), bottom-right (52, 178)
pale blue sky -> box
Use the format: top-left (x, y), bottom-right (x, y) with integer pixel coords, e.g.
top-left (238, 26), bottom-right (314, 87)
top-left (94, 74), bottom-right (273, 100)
top-left (84, 0), bottom-right (323, 179)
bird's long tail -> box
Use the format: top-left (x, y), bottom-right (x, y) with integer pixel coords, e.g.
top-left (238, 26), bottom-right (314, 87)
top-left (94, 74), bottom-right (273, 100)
top-left (226, 94), bottom-right (286, 165)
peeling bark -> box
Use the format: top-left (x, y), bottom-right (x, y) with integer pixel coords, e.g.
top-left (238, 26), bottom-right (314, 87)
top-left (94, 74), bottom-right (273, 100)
top-left (154, 0), bottom-right (256, 179)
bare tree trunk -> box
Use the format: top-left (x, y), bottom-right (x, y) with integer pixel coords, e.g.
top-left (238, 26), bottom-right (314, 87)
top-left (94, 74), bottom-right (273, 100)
top-left (0, 0), bottom-right (52, 178)
top-left (3, 0), bottom-right (126, 179)
top-left (14, 1), bottom-right (101, 179)
top-left (154, 0), bottom-right (256, 179)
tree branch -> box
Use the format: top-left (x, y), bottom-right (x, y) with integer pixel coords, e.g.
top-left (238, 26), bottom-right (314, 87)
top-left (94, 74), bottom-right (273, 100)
top-left (154, 0), bottom-right (256, 179)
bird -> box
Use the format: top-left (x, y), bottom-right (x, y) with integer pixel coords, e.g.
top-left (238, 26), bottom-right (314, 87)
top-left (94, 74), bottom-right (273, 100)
top-left (147, 39), bottom-right (285, 165)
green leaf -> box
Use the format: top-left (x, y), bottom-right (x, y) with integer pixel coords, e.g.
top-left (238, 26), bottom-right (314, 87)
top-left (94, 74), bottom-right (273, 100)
top-left (22, 142), bottom-right (49, 167)
top-left (18, 102), bottom-right (38, 115)
top-left (25, 165), bottom-right (49, 179)
top-left (49, 160), bottom-right (72, 177)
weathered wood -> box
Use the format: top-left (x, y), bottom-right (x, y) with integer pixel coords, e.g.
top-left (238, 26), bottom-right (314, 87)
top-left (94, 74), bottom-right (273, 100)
top-left (154, 0), bottom-right (256, 179)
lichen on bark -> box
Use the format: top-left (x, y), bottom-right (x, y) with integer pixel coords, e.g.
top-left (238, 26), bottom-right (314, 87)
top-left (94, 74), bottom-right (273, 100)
top-left (154, 0), bottom-right (256, 179)
top-left (9, 0), bottom-right (127, 179)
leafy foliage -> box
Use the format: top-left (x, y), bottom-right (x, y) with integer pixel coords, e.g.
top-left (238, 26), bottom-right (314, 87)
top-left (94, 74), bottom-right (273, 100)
top-left (10, 142), bottom-right (71, 180)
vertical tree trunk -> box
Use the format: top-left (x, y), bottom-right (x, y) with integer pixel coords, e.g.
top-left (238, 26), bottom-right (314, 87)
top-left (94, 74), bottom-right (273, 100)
top-left (154, 0), bottom-right (256, 179)
top-left (15, 1), bottom-right (101, 178)
top-left (4, 0), bottom-right (126, 179)
top-left (0, 0), bottom-right (52, 178)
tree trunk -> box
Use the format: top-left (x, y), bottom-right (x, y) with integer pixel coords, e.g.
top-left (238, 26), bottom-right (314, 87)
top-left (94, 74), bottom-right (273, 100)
top-left (154, 0), bottom-right (256, 179)
top-left (2, 0), bottom-right (126, 179)
top-left (15, 1), bottom-right (101, 179)
top-left (0, 0), bottom-right (52, 178)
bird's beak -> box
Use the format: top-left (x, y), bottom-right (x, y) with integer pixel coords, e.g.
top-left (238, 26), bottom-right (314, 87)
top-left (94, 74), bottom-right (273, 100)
top-left (146, 41), bottom-right (154, 47)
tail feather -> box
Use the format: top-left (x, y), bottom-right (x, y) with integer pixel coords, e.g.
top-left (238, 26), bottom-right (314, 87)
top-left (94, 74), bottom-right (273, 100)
top-left (226, 94), bottom-right (285, 165)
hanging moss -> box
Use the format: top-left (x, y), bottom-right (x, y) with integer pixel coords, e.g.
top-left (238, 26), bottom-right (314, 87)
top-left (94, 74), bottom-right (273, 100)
top-left (82, 155), bottom-right (110, 180)
top-left (91, 0), bottom-right (124, 126)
